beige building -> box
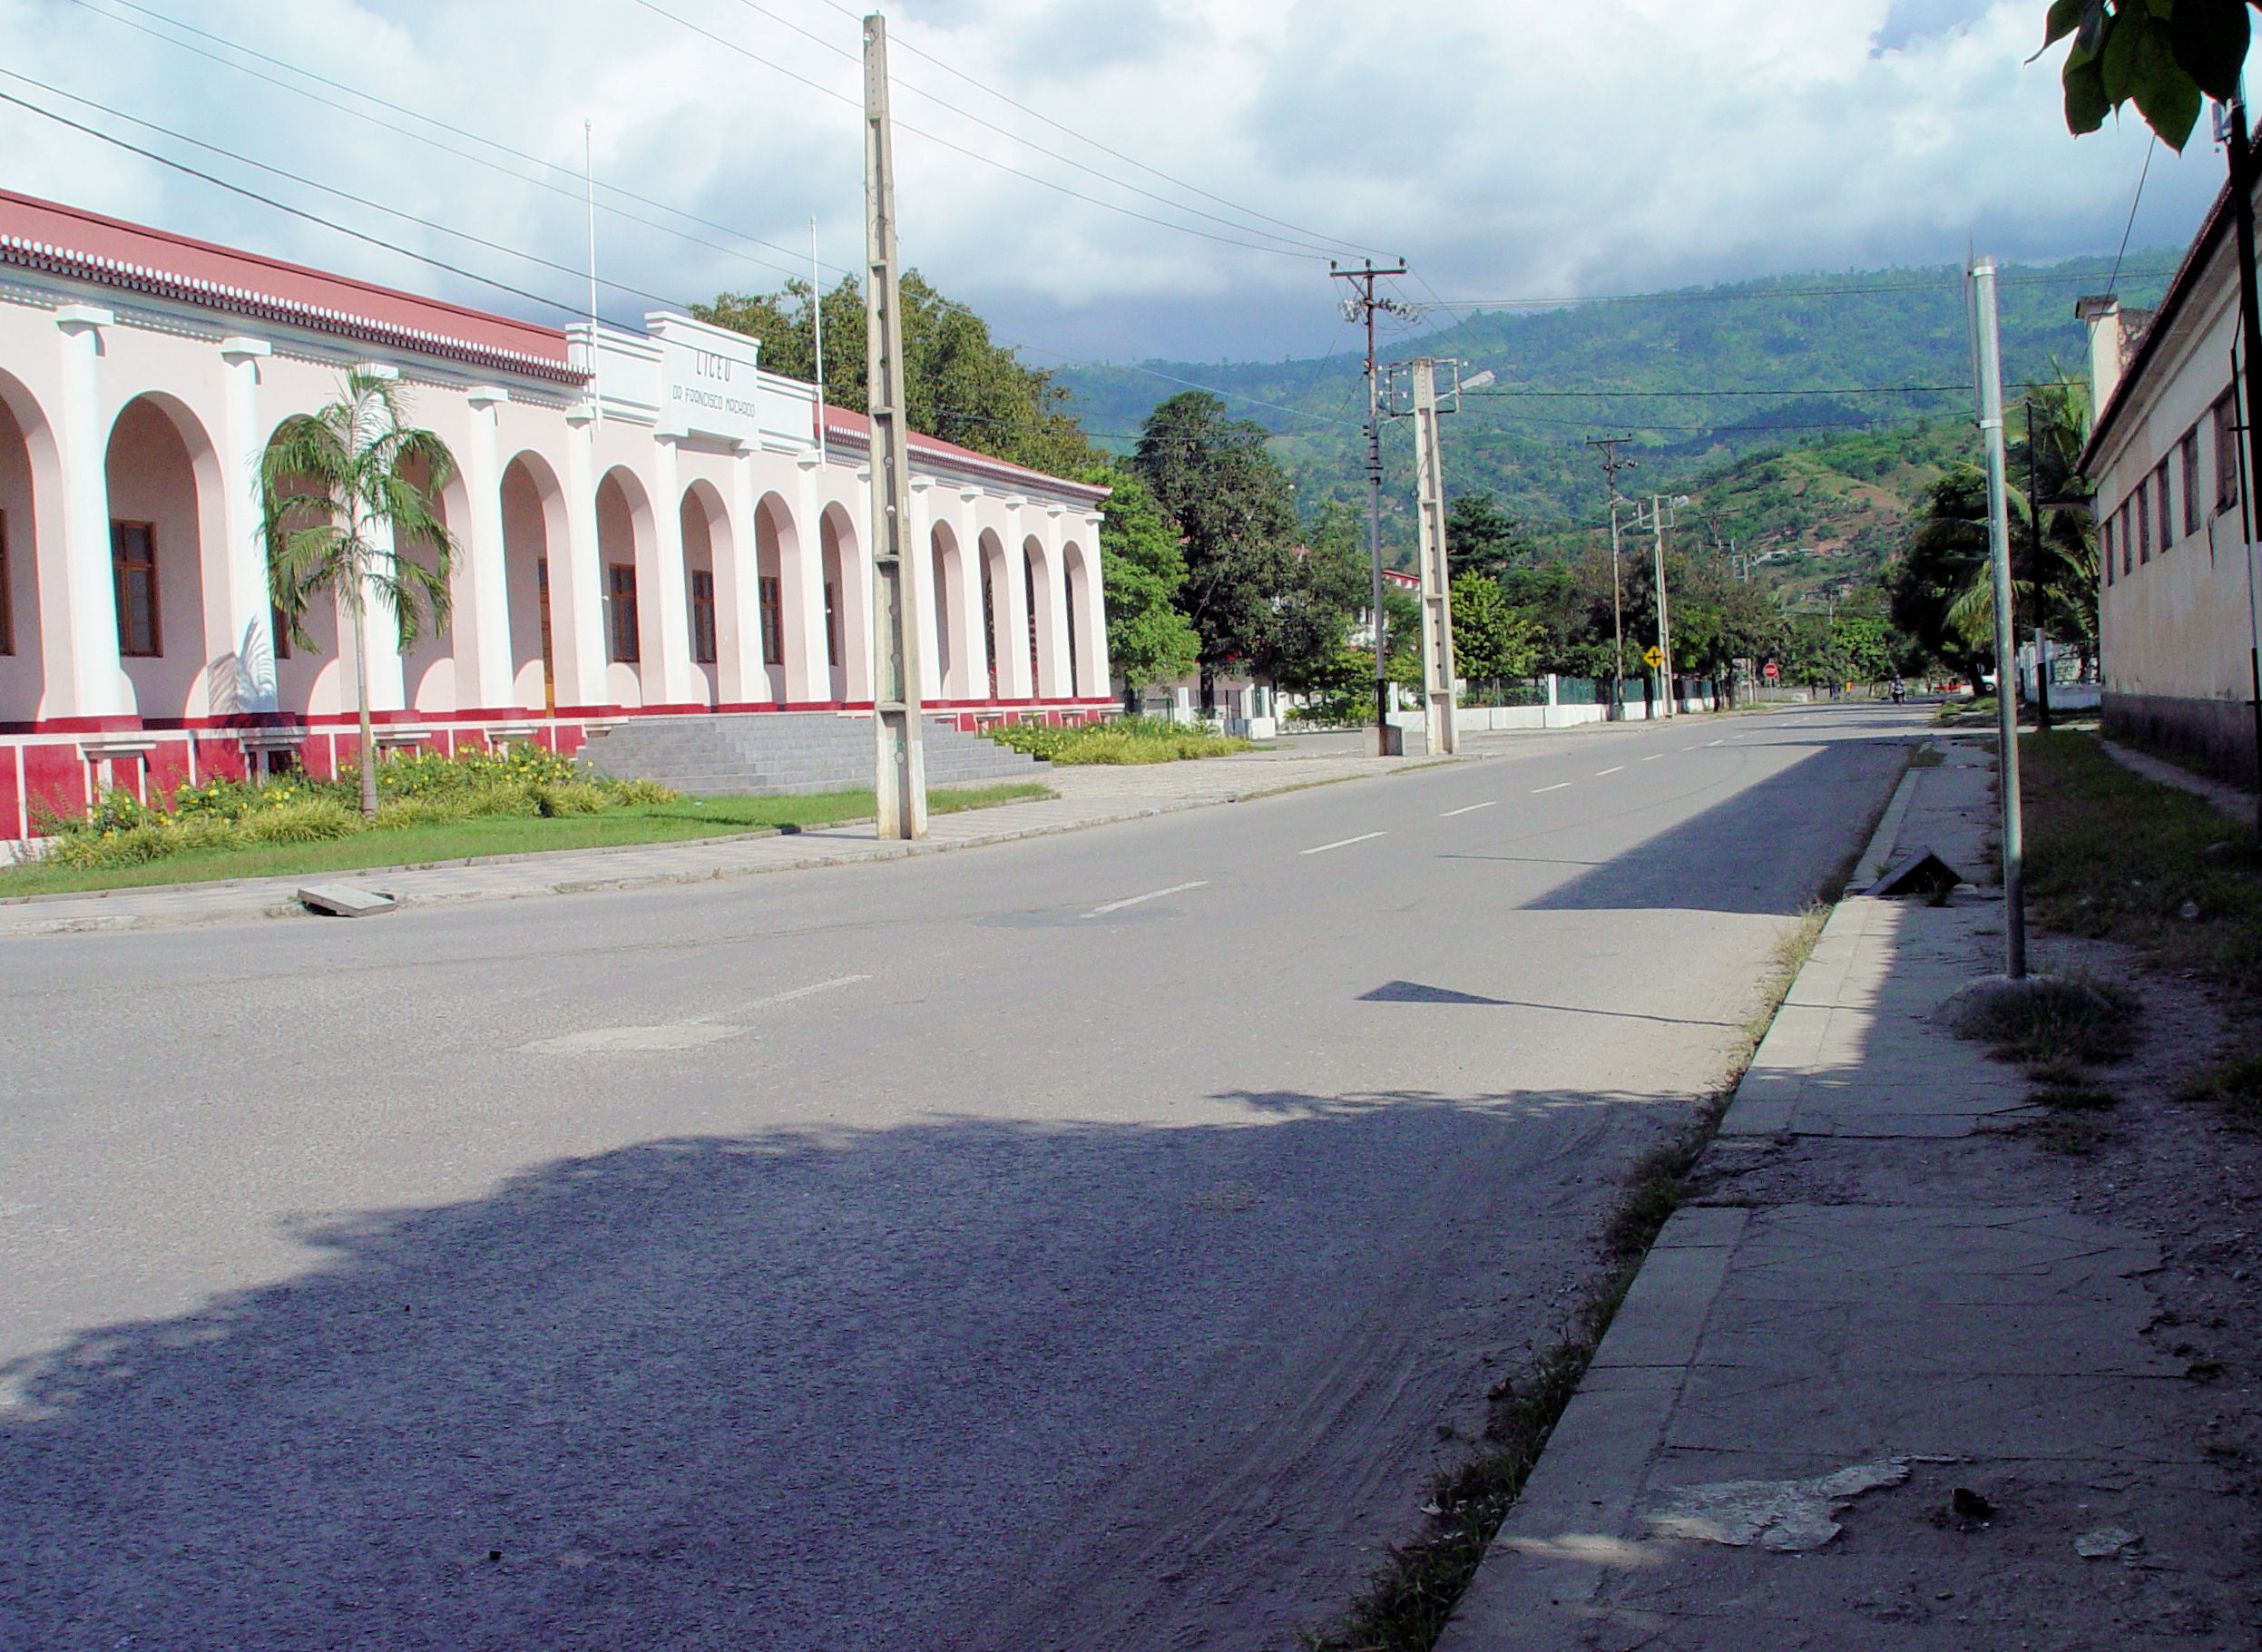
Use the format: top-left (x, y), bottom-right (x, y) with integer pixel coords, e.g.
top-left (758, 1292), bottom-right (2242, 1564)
top-left (2080, 173), bottom-right (2262, 787)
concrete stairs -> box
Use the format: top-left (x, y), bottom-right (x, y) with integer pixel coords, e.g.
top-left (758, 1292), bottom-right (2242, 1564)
top-left (577, 711), bottom-right (1049, 797)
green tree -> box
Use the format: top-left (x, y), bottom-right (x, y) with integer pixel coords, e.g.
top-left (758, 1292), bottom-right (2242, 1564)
top-left (1831, 611), bottom-right (1895, 682)
top-left (1889, 470), bottom-right (1996, 685)
top-left (1444, 492), bottom-right (1538, 579)
top-left (262, 370), bottom-right (458, 819)
top-left (2042, 0), bottom-right (2256, 150)
top-left (1254, 500), bottom-right (1366, 693)
top-left (1131, 391), bottom-right (1297, 707)
top-left (694, 271), bottom-right (1093, 476)
top-left (2011, 376), bottom-right (2102, 670)
top-left (1080, 464), bottom-right (1198, 704)
top-left (1450, 571), bottom-right (1540, 688)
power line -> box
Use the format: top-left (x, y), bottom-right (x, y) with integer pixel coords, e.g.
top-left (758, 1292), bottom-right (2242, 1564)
top-left (799, 0), bottom-right (1376, 259)
top-left (1413, 267), bottom-right (2179, 311)
top-left (0, 85), bottom-right (590, 319)
top-left (73, 0), bottom-right (819, 288)
top-left (626, 0), bottom-right (1334, 261)
top-left (2108, 135), bottom-right (2158, 293)
top-left (718, 0), bottom-right (1366, 259)
top-left (0, 65), bottom-right (688, 316)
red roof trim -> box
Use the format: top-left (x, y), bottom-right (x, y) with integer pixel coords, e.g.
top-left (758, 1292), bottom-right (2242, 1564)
top-left (0, 187), bottom-right (583, 385)
top-left (819, 405), bottom-right (1110, 503)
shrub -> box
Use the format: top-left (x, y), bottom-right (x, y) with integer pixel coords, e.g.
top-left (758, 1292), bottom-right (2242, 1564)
top-left (603, 777), bottom-right (683, 806)
top-left (531, 781), bottom-right (607, 816)
top-left (372, 796), bottom-right (470, 831)
top-left (981, 714), bottom-right (1250, 765)
top-left (238, 800), bottom-right (365, 844)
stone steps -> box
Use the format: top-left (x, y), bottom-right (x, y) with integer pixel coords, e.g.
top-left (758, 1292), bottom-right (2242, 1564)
top-left (579, 711), bottom-right (1048, 797)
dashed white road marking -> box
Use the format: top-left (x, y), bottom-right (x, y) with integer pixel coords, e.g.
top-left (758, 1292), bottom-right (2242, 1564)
top-left (745, 974), bottom-right (870, 1011)
top-left (1300, 831), bottom-right (1387, 855)
top-left (1085, 880), bottom-right (1208, 917)
top-left (1594, 766), bottom-right (1625, 777)
top-left (524, 1022), bottom-right (743, 1054)
top-left (1532, 782), bottom-right (1571, 794)
top-left (1641, 753), bottom-right (1663, 761)
top-left (1439, 801), bottom-right (1497, 817)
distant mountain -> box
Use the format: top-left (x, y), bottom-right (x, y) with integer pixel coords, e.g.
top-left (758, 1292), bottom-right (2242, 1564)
top-left (1055, 251), bottom-right (2175, 549)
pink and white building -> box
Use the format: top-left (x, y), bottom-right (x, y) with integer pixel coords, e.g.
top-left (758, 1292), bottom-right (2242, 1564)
top-left (0, 189), bottom-right (1112, 842)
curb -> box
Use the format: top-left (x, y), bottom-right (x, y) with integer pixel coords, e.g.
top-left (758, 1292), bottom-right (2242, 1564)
top-left (1435, 745), bottom-right (1921, 1651)
top-left (0, 760), bottom-right (1444, 940)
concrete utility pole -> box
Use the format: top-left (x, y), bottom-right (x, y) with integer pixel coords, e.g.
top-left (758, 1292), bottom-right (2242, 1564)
top-left (1630, 494), bottom-right (1685, 718)
top-left (1587, 436), bottom-right (1635, 720)
top-left (1332, 259), bottom-right (1410, 754)
top-left (864, 13), bottom-right (926, 838)
top-left (1970, 255), bottom-right (2024, 978)
top-left (1408, 358), bottom-right (1458, 753)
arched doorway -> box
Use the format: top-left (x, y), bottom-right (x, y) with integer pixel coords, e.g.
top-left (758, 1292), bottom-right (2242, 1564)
top-left (104, 395), bottom-right (221, 723)
top-left (978, 528), bottom-right (1006, 700)
top-left (1023, 535), bottom-right (1058, 697)
top-left (929, 521), bottom-right (961, 697)
top-left (755, 492), bottom-right (794, 702)
top-left (821, 504), bottom-right (867, 705)
top-left (400, 449), bottom-right (465, 714)
top-left (681, 479), bottom-right (729, 709)
top-left (503, 455), bottom-right (568, 713)
top-left (0, 371), bottom-right (53, 728)
top-left (1062, 541), bottom-right (1091, 698)
top-left (596, 467), bottom-right (652, 709)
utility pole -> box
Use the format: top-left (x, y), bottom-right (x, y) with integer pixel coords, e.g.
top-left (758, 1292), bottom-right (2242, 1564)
top-left (1332, 259), bottom-right (1411, 753)
top-left (1629, 494), bottom-right (1685, 718)
top-left (2024, 399), bottom-right (2051, 731)
top-left (863, 13), bottom-right (925, 838)
top-left (2220, 98), bottom-right (2262, 836)
top-left (1407, 358), bottom-right (1458, 753)
top-left (1970, 255), bottom-right (2024, 979)
top-left (1587, 436), bottom-right (1635, 720)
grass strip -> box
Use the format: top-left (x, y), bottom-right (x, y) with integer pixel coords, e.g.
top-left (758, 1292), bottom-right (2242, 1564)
top-left (2021, 729), bottom-right (2262, 1126)
top-left (1300, 903), bottom-right (1830, 1652)
top-left (0, 782), bottom-right (1053, 899)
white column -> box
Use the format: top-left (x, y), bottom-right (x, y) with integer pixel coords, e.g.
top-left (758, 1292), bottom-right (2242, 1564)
top-left (1034, 503), bottom-right (1072, 699)
top-left (783, 452), bottom-right (831, 703)
top-left (996, 498), bottom-right (1034, 701)
top-left (44, 305), bottom-right (130, 721)
top-left (720, 443), bottom-right (769, 705)
top-left (908, 474), bottom-right (942, 700)
top-left (1072, 509), bottom-right (1110, 699)
top-left (556, 405), bottom-right (609, 709)
top-left (216, 337), bottom-right (278, 713)
top-left (642, 435), bottom-right (697, 706)
top-left (456, 386), bottom-right (515, 711)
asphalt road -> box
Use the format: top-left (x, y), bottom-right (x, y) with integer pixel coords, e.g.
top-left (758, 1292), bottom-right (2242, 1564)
top-left (0, 702), bottom-right (1921, 1651)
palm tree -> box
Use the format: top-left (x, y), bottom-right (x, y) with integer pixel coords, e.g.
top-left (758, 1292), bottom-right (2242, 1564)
top-left (261, 371), bottom-right (458, 819)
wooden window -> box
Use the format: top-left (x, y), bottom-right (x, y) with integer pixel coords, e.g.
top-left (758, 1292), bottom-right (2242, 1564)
top-left (759, 575), bottom-right (783, 666)
top-left (2154, 459), bottom-right (2172, 553)
top-left (2181, 427), bottom-right (2202, 537)
top-left (2101, 513), bottom-right (2115, 586)
top-left (824, 581), bottom-right (840, 669)
top-left (0, 509), bottom-right (13, 656)
top-left (112, 520), bottom-right (161, 656)
top-left (690, 569), bottom-right (717, 665)
top-left (2136, 478), bottom-right (2150, 564)
top-left (2216, 391), bottom-right (2242, 513)
top-left (2118, 503), bottom-right (2132, 575)
top-left (606, 562), bottom-right (640, 662)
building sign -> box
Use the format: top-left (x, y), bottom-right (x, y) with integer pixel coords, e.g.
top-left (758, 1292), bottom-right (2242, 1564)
top-left (651, 314), bottom-right (764, 444)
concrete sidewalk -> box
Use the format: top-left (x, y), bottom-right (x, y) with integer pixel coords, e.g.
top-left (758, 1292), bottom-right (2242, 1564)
top-left (0, 741), bottom-right (1466, 939)
top-left (1439, 742), bottom-right (2251, 1650)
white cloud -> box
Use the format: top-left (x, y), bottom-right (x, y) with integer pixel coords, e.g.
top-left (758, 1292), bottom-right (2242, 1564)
top-left (0, 0), bottom-right (2225, 367)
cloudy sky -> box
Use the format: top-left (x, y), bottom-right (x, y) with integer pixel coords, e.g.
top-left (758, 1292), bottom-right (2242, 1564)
top-left (0, 0), bottom-right (2228, 370)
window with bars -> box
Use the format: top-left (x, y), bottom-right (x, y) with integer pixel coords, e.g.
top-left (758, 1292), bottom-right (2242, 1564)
top-left (2217, 391), bottom-right (2242, 514)
top-left (2119, 503), bottom-right (2132, 575)
top-left (759, 575), bottom-right (783, 666)
top-left (824, 581), bottom-right (840, 669)
top-left (2181, 428), bottom-right (2202, 538)
top-left (2102, 513), bottom-right (2115, 586)
top-left (690, 569), bottom-right (718, 665)
top-left (2136, 478), bottom-right (2151, 564)
top-left (112, 520), bottom-right (161, 656)
top-left (606, 562), bottom-right (640, 662)
top-left (2154, 459), bottom-right (2172, 553)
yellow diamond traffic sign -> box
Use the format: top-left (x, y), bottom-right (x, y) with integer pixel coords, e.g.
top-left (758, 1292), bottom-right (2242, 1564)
top-left (1643, 646), bottom-right (1665, 669)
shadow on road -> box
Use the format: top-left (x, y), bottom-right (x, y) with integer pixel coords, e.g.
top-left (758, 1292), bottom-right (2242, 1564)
top-left (1514, 736), bottom-right (1906, 915)
top-left (0, 1086), bottom-right (1674, 1652)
